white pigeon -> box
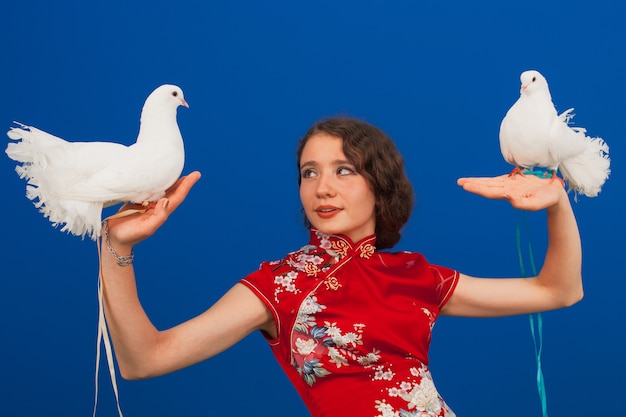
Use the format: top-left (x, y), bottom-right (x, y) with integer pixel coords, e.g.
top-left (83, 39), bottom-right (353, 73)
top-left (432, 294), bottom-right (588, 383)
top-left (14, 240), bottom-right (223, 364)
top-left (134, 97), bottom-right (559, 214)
top-left (6, 84), bottom-right (188, 239)
top-left (499, 70), bottom-right (610, 197)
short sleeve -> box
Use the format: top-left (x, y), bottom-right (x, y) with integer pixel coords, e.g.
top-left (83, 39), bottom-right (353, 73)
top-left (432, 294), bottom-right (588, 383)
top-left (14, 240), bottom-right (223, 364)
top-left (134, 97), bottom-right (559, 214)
top-left (429, 264), bottom-right (459, 309)
top-left (239, 262), bottom-right (282, 343)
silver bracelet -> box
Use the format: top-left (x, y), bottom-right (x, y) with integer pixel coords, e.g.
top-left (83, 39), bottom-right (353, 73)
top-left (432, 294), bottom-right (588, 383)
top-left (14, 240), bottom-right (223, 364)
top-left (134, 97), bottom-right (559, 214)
top-left (102, 220), bottom-right (134, 267)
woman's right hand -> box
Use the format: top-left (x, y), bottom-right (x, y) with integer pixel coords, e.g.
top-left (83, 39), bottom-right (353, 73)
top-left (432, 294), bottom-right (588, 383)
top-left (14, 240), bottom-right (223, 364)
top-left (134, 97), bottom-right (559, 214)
top-left (105, 171), bottom-right (202, 251)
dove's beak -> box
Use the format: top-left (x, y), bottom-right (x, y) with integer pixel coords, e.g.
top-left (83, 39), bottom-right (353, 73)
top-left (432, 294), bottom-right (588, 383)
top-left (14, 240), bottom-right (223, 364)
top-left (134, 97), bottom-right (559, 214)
top-left (181, 99), bottom-right (189, 108)
top-left (520, 85), bottom-right (528, 93)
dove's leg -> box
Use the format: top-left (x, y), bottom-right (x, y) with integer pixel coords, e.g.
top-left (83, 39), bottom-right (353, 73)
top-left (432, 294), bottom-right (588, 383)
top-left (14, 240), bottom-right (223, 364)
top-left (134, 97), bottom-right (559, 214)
top-left (549, 171), bottom-right (566, 188)
top-left (508, 167), bottom-right (525, 177)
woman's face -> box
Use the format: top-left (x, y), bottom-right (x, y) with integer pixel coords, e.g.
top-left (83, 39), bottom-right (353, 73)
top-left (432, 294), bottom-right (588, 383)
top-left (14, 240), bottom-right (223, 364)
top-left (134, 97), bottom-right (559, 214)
top-left (299, 133), bottom-right (376, 243)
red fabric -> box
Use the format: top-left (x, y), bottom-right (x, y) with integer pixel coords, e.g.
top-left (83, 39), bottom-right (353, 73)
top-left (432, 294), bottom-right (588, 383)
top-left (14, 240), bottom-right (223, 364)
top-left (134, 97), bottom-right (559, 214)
top-left (240, 230), bottom-right (459, 417)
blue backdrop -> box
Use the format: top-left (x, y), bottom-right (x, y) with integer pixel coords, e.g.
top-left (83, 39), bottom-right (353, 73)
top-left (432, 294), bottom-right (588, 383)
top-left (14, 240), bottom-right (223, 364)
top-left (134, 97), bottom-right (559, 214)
top-left (1, 1), bottom-right (624, 416)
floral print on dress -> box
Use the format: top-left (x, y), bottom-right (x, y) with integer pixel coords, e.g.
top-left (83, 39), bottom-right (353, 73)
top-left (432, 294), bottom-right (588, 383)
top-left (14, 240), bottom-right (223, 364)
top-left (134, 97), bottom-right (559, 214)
top-left (271, 231), bottom-right (342, 303)
top-left (374, 364), bottom-right (456, 417)
top-left (246, 230), bottom-right (458, 416)
top-left (291, 295), bottom-right (380, 386)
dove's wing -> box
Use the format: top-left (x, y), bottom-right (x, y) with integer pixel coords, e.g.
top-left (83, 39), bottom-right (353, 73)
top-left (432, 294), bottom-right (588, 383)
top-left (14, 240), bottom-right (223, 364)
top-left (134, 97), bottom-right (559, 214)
top-left (547, 113), bottom-right (589, 163)
top-left (59, 141), bottom-right (185, 204)
top-left (7, 124), bottom-right (131, 192)
top-left (499, 111), bottom-right (518, 166)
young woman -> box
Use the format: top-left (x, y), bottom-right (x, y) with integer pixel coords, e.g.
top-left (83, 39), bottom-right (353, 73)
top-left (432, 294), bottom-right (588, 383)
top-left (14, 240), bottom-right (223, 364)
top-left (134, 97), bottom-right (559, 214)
top-left (101, 117), bottom-right (582, 416)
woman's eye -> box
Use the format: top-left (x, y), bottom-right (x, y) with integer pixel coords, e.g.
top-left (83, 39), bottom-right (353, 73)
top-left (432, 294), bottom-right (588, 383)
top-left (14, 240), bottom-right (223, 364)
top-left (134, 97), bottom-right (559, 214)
top-left (301, 169), bottom-right (317, 178)
top-left (338, 166), bottom-right (356, 176)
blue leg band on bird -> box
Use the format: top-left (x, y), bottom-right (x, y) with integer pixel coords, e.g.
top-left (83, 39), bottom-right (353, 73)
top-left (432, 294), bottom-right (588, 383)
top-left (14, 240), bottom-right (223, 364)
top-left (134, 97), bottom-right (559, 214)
top-left (521, 167), bottom-right (556, 178)
top-left (515, 210), bottom-right (548, 417)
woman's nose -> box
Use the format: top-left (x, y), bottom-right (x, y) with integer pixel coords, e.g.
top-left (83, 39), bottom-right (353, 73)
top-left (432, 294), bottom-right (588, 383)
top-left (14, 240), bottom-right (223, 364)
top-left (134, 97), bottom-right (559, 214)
top-left (316, 173), bottom-right (336, 198)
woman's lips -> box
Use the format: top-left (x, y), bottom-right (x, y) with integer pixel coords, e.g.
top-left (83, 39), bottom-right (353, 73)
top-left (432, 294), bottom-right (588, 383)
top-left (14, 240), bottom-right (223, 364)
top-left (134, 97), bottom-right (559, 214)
top-left (315, 206), bottom-right (342, 219)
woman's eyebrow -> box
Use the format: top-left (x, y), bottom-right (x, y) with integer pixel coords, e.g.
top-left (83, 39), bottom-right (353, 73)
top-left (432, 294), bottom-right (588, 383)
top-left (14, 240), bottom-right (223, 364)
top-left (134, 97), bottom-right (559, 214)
top-left (300, 159), bottom-right (352, 169)
top-left (299, 160), bottom-right (317, 170)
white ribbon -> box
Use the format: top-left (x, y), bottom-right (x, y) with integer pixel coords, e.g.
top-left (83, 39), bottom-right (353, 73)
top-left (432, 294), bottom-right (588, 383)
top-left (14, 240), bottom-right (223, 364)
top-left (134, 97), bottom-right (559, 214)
top-left (93, 239), bottom-right (124, 417)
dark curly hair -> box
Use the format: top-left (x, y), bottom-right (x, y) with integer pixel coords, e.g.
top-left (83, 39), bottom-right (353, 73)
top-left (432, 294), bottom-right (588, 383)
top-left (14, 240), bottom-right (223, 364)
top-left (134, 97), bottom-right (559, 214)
top-left (296, 117), bottom-right (414, 249)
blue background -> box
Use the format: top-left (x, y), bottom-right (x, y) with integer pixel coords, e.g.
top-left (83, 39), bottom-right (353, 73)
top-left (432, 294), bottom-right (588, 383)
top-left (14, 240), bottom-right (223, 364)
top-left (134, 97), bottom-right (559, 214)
top-left (1, 1), bottom-right (624, 416)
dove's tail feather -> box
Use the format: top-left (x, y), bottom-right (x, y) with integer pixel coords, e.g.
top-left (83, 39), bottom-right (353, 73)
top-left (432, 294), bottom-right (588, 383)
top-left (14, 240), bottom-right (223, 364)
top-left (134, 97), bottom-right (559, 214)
top-left (24, 183), bottom-right (103, 239)
top-left (559, 134), bottom-right (610, 198)
top-left (7, 124), bottom-right (104, 240)
top-left (34, 187), bottom-right (103, 239)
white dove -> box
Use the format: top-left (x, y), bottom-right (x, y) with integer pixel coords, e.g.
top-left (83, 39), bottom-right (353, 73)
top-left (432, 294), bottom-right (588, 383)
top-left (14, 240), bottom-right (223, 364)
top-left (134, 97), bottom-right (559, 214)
top-left (499, 70), bottom-right (610, 197)
top-left (6, 84), bottom-right (188, 239)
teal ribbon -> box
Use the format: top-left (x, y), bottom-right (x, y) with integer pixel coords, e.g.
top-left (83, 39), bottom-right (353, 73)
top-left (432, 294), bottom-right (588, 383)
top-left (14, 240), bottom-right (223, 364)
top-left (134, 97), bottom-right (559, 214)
top-left (516, 210), bottom-right (548, 417)
top-left (520, 167), bottom-right (556, 178)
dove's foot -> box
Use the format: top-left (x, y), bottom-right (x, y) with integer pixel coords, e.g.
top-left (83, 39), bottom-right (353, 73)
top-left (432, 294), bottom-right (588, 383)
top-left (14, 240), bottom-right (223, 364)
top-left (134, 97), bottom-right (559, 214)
top-left (548, 171), bottom-right (566, 188)
top-left (508, 167), bottom-right (525, 177)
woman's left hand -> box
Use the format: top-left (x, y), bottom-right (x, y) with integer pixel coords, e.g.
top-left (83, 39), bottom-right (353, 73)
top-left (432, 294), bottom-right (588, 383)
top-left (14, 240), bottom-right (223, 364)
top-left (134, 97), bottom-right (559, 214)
top-left (457, 173), bottom-right (568, 211)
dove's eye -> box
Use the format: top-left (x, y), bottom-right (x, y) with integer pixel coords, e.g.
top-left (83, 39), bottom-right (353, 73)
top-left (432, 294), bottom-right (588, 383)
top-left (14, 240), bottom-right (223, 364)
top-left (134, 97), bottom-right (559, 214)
top-left (172, 91), bottom-right (179, 97)
top-left (532, 77), bottom-right (536, 82)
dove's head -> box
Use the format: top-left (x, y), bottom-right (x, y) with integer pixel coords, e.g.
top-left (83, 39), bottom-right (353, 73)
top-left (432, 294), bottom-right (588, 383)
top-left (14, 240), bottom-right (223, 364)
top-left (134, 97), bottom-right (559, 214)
top-left (143, 84), bottom-right (189, 113)
top-left (519, 70), bottom-right (550, 98)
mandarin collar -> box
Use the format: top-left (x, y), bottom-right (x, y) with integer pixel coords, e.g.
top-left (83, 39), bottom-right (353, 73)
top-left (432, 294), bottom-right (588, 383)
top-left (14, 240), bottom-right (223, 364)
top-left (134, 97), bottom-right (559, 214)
top-left (309, 229), bottom-right (377, 260)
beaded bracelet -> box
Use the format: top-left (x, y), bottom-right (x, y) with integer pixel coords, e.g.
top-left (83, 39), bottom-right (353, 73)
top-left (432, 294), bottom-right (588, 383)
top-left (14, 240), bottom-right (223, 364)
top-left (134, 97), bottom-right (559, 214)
top-left (102, 220), bottom-right (134, 267)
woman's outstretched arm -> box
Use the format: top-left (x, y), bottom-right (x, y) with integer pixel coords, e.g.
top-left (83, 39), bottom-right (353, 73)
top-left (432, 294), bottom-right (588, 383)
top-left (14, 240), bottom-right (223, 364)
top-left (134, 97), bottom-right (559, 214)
top-left (442, 174), bottom-right (583, 317)
top-left (100, 172), bottom-right (275, 379)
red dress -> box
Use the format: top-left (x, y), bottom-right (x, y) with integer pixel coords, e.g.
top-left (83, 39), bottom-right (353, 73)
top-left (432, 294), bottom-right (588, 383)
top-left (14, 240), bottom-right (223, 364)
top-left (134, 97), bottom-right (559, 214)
top-left (240, 230), bottom-right (459, 417)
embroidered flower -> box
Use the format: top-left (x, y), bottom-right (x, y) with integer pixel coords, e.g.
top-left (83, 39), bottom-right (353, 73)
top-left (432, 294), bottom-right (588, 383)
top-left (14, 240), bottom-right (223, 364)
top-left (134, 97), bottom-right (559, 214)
top-left (332, 239), bottom-right (350, 257)
top-left (328, 346), bottom-right (349, 368)
top-left (301, 296), bottom-right (324, 315)
top-left (400, 381), bottom-right (413, 392)
top-left (324, 276), bottom-right (342, 290)
top-left (272, 270), bottom-right (301, 302)
top-left (403, 376), bottom-right (441, 413)
top-left (375, 400), bottom-right (401, 417)
top-left (324, 322), bottom-right (342, 337)
top-left (342, 332), bottom-right (362, 347)
top-left (295, 338), bottom-right (317, 355)
top-left (388, 387), bottom-right (402, 397)
top-left (373, 365), bottom-right (395, 381)
top-left (357, 349), bottom-right (381, 366)
top-left (360, 243), bottom-right (375, 259)
top-left (304, 261), bottom-right (320, 276)
top-left (319, 236), bottom-right (332, 250)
